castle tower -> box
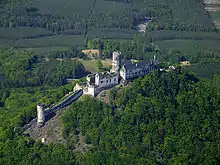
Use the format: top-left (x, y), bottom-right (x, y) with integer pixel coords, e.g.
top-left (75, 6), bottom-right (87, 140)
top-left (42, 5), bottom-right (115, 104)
top-left (37, 103), bottom-right (45, 125)
top-left (111, 51), bottom-right (121, 73)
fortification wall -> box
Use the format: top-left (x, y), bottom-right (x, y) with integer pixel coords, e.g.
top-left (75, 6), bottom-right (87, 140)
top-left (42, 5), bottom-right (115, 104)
top-left (45, 89), bottom-right (83, 115)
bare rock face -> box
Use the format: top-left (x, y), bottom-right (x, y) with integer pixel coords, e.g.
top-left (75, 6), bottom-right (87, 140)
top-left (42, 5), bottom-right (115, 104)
top-left (25, 107), bottom-right (67, 144)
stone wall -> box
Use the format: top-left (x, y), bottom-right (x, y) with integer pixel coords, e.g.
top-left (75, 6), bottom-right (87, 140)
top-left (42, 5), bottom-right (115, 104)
top-left (45, 89), bottom-right (83, 115)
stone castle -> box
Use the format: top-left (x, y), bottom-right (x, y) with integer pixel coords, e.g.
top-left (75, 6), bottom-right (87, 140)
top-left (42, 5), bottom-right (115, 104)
top-left (36, 51), bottom-right (158, 125)
top-left (74, 51), bottom-right (159, 96)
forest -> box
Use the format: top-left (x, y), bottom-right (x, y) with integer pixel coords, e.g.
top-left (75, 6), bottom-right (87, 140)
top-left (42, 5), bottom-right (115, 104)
top-left (0, 0), bottom-right (220, 164)
top-left (59, 69), bottom-right (220, 164)
top-left (1, 66), bottom-right (220, 164)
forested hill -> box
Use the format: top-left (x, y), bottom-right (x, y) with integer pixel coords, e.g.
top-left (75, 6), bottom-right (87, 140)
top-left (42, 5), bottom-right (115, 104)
top-left (0, 0), bottom-right (216, 33)
top-left (0, 64), bottom-right (220, 164)
top-left (61, 69), bottom-right (220, 164)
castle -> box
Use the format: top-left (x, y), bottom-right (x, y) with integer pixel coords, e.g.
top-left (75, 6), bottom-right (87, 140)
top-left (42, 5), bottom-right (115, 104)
top-left (74, 51), bottom-right (159, 96)
top-left (36, 51), bottom-right (158, 125)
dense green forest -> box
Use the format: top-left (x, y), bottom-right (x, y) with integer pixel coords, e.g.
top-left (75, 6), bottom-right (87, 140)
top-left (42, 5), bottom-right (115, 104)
top-left (1, 67), bottom-right (220, 164)
top-left (0, 47), bottom-right (86, 88)
top-left (62, 69), bottom-right (220, 164)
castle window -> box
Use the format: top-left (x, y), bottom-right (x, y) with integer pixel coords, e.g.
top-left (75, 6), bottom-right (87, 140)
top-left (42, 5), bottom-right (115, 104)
top-left (114, 78), bottom-right (116, 81)
top-left (110, 79), bottom-right (111, 82)
top-left (101, 81), bottom-right (103, 83)
top-left (106, 80), bottom-right (108, 83)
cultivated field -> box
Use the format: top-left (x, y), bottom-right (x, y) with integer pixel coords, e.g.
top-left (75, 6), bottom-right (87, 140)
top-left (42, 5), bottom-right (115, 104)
top-left (0, 27), bottom-right (53, 39)
top-left (155, 39), bottom-right (220, 53)
top-left (148, 31), bottom-right (220, 41)
top-left (190, 62), bottom-right (220, 79)
top-left (0, 34), bottom-right (85, 49)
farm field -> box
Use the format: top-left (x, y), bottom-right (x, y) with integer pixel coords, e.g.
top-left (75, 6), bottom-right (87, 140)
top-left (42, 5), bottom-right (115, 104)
top-left (148, 31), bottom-right (220, 41)
top-left (87, 28), bottom-right (136, 39)
top-left (0, 35), bottom-right (86, 48)
top-left (0, 27), bottom-right (53, 39)
top-left (155, 39), bottom-right (220, 54)
top-left (189, 62), bottom-right (220, 79)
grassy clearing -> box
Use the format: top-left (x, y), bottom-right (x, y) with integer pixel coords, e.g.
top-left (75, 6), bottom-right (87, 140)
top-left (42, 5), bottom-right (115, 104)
top-left (78, 59), bottom-right (112, 73)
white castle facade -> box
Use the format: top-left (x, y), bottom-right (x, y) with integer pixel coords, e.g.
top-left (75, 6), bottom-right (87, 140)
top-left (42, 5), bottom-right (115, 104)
top-left (74, 51), bottom-right (159, 96)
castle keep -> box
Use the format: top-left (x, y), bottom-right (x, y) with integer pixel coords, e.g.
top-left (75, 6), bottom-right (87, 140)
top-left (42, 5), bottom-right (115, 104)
top-left (75, 51), bottom-right (158, 96)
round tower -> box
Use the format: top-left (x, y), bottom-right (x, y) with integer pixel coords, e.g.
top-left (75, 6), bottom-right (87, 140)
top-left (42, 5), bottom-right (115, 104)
top-left (111, 51), bottom-right (121, 73)
top-left (37, 103), bottom-right (45, 125)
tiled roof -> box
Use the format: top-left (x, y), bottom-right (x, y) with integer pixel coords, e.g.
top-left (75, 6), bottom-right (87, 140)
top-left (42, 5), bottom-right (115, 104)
top-left (123, 59), bottom-right (157, 71)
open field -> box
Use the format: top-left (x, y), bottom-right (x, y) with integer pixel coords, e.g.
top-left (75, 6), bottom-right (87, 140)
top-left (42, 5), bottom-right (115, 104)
top-left (148, 31), bottom-right (220, 41)
top-left (155, 39), bottom-right (220, 53)
top-left (189, 62), bottom-right (220, 79)
top-left (0, 27), bottom-right (53, 39)
top-left (78, 59), bottom-right (112, 73)
top-left (87, 28), bottom-right (136, 39)
top-left (0, 35), bottom-right (85, 48)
